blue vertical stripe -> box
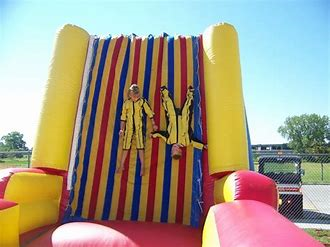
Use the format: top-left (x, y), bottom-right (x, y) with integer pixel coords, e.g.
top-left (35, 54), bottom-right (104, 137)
top-left (245, 115), bottom-right (254, 171)
top-left (161, 145), bottom-right (172, 222)
top-left (75, 37), bottom-right (111, 217)
top-left (64, 38), bottom-right (100, 221)
top-left (131, 35), bottom-right (154, 220)
top-left (160, 35), bottom-right (175, 222)
top-left (191, 36), bottom-right (203, 227)
top-left (102, 38), bottom-right (131, 220)
top-left (167, 36), bottom-right (175, 96)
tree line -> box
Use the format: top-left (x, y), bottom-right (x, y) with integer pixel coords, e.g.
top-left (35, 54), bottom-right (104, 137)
top-left (278, 114), bottom-right (329, 154)
top-left (0, 131), bottom-right (29, 152)
top-left (0, 131), bottom-right (29, 158)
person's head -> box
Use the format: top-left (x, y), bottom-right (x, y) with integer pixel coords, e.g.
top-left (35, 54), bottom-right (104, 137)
top-left (128, 84), bottom-right (140, 102)
top-left (171, 143), bottom-right (183, 160)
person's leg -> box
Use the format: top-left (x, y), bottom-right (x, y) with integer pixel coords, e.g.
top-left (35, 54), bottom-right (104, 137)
top-left (117, 130), bottom-right (133, 173)
top-left (161, 88), bottom-right (176, 114)
top-left (161, 88), bottom-right (177, 144)
top-left (181, 88), bottom-right (194, 144)
top-left (135, 129), bottom-right (145, 176)
top-left (182, 87), bottom-right (194, 119)
top-left (138, 149), bottom-right (145, 176)
top-left (117, 149), bottom-right (129, 173)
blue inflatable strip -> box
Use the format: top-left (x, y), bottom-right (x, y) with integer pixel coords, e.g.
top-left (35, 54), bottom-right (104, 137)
top-left (75, 37), bottom-right (111, 217)
top-left (64, 38), bottom-right (100, 221)
top-left (160, 35), bottom-right (175, 222)
top-left (167, 36), bottom-right (175, 96)
top-left (131, 35), bottom-right (154, 221)
top-left (191, 36), bottom-right (203, 227)
top-left (245, 114), bottom-right (254, 171)
top-left (102, 38), bottom-right (131, 220)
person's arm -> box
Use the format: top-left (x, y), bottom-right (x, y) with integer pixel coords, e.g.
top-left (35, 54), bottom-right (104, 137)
top-left (119, 121), bottom-right (126, 136)
top-left (119, 101), bottom-right (128, 135)
top-left (191, 136), bottom-right (207, 150)
top-left (150, 118), bottom-right (157, 131)
top-left (143, 99), bottom-right (157, 131)
top-left (151, 131), bottom-right (168, 142)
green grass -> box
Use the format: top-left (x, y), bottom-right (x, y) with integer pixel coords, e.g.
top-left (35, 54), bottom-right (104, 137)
top-left (304, 229), bottom-right (330, 245)
top-left (263, 162), bottom-right (297, 173)
top-left (0, 156), bottom-right (30, 170)
top-left (302, 162), bottom-right (330, 184)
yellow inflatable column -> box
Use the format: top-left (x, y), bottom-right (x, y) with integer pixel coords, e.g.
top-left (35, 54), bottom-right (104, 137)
top-left (32, 24), bottom-right (90, 171)
top-left (203, 23), bottom-right (249, 175)
top-left (0, 200), bottom-right (19, 247)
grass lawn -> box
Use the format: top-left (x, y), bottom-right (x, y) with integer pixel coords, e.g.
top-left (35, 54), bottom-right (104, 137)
top-left (0, 156), bottom-right (30, 170)
top-left (304, 229), bottom-right (330, 245)
top-left (302, 162), bottom-right (330, 184)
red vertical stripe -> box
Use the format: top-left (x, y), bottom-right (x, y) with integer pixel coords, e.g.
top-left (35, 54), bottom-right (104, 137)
top-left (116, 152), bottom-right (130, 220)
top-left (132, 38), bottom-right (142, 83)
top-left (116, 38), bottom-right (143, 220)
top-left (198, 35), bottom-right (214, 218)
top-left (146, 36), bottom-right (164, 221)
top-left (176, 36), bottom-right (188, 223)
top-left (88, 37), bottom-right (124, 219)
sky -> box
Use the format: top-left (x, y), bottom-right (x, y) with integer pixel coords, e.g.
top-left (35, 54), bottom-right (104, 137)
top-left (0, 0), bottom-right (329, 148)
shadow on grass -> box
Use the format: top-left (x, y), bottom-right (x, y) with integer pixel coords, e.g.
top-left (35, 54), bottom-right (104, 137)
top-left (288, 210), bottom-right (330, 224)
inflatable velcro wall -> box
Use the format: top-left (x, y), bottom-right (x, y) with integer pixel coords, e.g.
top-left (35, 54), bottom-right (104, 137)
top-left (30, 23), bottom-right (253, 227)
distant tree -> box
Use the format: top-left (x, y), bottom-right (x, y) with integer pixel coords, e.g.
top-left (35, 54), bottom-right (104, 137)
top-left (0, 131), bottom-right (29, 151)
top-left (278, 114), bottom-right (330, 153)
top-left (0, 142), bottom-right (6, 158)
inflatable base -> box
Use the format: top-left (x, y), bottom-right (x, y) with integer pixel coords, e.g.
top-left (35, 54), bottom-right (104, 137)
top-left (26, 220), bottom-right (201, 247)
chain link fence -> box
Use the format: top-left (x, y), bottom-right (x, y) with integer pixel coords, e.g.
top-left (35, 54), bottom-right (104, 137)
top-left (253, 150), bottom-right (330, 231)
top-left (0, 151), bottom-right (32, 169)
top-left (1, 150), bottom-right (329, 230)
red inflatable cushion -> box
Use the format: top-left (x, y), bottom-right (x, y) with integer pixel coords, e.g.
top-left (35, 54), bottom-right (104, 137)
top-left (52, 222), bottom-right (137, 247)
top-left (27, 221), bottom-right (201, 247)
top-left (208, 200), bottom-right (323, 247)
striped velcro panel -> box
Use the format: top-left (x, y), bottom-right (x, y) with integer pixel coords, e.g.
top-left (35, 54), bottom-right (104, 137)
top-left (67, 34), bottom-right (206, 227)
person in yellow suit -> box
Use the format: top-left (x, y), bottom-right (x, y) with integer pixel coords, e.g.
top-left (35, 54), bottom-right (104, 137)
top-left (117, 84), bottom-right (157, 176)
top-left (152, 85), bottom-right (206, 159)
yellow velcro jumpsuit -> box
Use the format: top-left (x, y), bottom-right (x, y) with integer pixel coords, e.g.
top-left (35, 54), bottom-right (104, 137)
top-left (121, 98), bottom-right (154, 150)
top-left (152, 86), bottom-right (204, 149)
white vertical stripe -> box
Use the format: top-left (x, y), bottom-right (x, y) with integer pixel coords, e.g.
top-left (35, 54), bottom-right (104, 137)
top-left (67, 35), bottom-right (97, 189)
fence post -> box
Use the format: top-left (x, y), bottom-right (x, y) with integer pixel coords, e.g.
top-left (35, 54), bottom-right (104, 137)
top-left (28, 152), bottom-right (31, 168)
top-left (321, 162), bottom-right (324, 181)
